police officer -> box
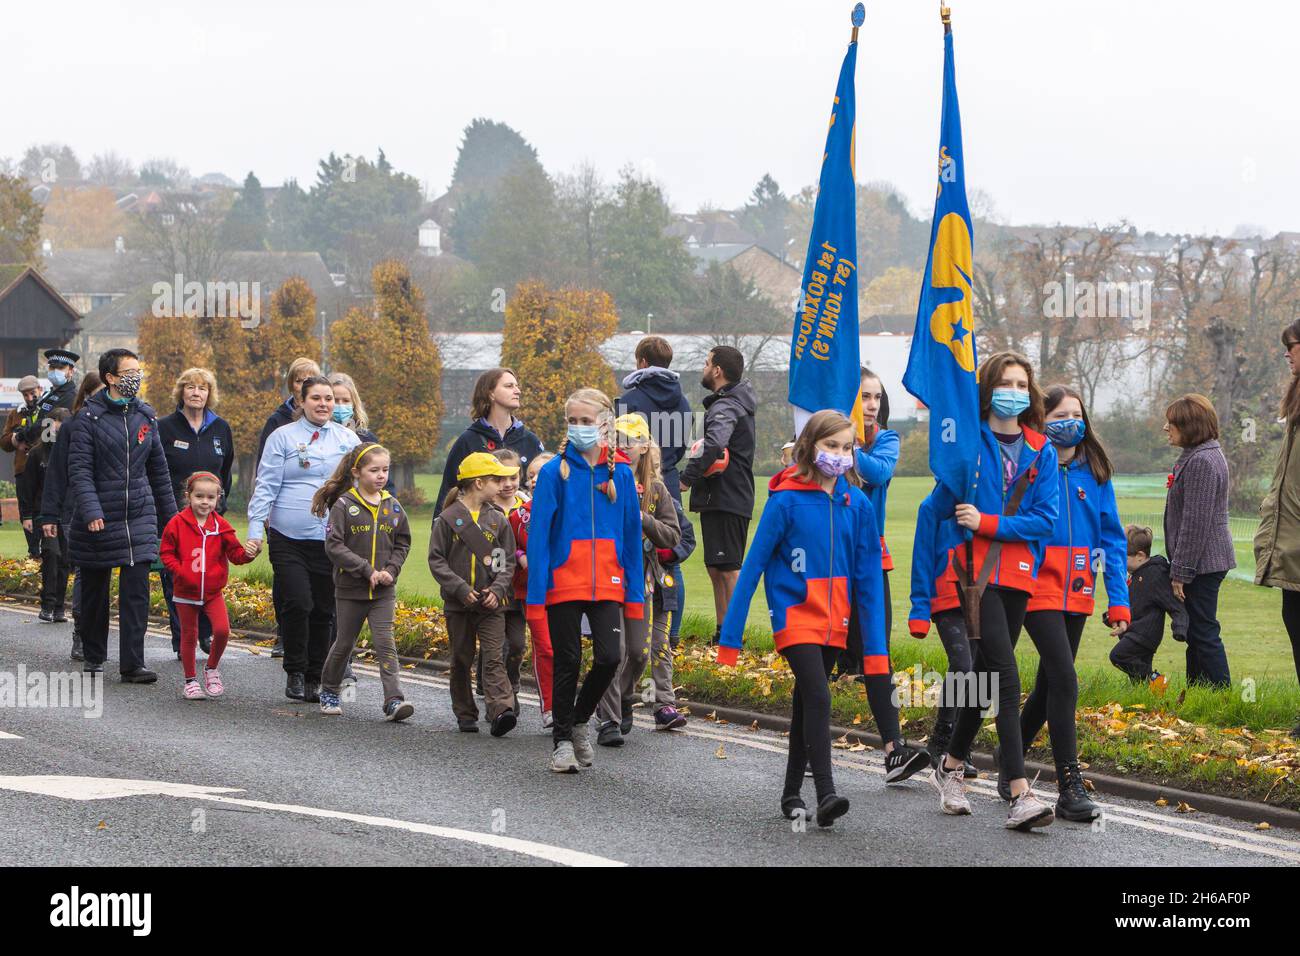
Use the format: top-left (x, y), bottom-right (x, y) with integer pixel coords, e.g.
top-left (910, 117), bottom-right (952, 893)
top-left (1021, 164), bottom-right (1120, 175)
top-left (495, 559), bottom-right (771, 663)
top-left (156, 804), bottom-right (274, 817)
top-left (29, 348), bottom-right (79, 425)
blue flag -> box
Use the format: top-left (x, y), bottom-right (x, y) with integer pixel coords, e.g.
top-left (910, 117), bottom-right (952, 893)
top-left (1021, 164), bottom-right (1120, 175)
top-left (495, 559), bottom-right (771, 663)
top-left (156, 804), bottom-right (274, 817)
top-left (902, 27), bottom-right (979, 503)
top-left (789, 37), bottom-right (864, 441)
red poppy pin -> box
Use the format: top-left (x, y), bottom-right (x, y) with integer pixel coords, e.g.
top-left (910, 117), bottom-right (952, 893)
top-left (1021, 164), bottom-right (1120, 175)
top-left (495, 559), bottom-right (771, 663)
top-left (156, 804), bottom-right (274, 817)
top-left (486, 440), bottom-right (497, 451)
top-left (1166, 472), bottom-right (1175, 488)
top-left (136, 424), bottom-right (151, 445)
top-left (1077, 487), bottom-right (1086, 501)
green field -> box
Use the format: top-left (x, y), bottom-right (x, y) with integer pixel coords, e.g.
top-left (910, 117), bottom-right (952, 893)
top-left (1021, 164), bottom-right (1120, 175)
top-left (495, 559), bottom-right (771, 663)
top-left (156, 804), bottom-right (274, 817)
top-left (9, 473), bottom-right (1293, 687)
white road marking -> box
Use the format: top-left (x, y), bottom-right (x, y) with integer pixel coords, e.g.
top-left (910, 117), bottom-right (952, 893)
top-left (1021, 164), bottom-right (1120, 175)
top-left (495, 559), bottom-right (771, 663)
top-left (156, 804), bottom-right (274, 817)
top-left (0, 731), bottom-right (22, 739)
top-left (353, 661), bottom-right (1300, 857)
top-left (0, 775), bottom-right (624, 867)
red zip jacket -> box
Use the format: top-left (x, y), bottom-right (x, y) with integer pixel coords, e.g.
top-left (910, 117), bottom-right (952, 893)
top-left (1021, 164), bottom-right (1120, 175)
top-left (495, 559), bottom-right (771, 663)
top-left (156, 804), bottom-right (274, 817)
top-left (159, 508), bottom-right (254, 604)
top-left (508, 495), bottom-right (531, 601)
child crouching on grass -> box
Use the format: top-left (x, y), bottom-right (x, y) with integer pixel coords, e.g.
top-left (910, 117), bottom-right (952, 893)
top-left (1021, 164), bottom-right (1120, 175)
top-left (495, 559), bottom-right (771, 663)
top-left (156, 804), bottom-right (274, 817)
top-left (1110, 524), bottom-right (1188, 691)
top-left (429, 452), bottom-right (519, 737)
top-left (159, 471), bottom-right (255, 700)
top-left (315, 443), bottom-right (414, 721)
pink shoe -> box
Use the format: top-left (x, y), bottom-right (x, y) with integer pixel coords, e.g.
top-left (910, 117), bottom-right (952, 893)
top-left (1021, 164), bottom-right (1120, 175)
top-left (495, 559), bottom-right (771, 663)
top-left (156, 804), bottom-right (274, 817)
top-left (182, 679), bottom-right (205, 701)
top-left (203, 668), bottom-right (224, 698)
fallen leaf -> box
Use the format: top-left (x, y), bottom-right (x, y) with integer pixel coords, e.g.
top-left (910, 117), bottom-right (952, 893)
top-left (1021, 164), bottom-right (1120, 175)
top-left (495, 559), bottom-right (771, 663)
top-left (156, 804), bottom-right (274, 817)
top-left (97, 821), bottom-right (107, 830)
top-left (1175, 801), bottom-right (1196, 813)
top-left (714, 744), bottom-right (727, 759)
top-left (1256, 822), bottom-right (1271, 831)
top-left (852, 714), bottom-right (862, 725)
top-left (1082, 778), bottom-right (1095, 792)
top-left (848, 742), bottom-right (867, 752)
top-left (1155, 797), bottom-right (1169, 807)
top-left (706, 711), bottom-right (717, 722)
top-left (749, 720), bottom-right (759, 731)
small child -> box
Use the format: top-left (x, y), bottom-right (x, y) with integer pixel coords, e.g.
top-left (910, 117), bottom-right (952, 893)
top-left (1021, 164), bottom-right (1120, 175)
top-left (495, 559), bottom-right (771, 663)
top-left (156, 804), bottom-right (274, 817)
top-left (512, 451), bottom-right (555, 728)
top-left (31, 408), bottom-right (72, 623)
top-left (1109, 524), bottom-right (1189, 688)
top-left (429, 452), bottom-right (519, 736)
top-left (315, 443), bottom-right (413, 721)
top-left (596, 416), bottom-right (685, 744)
top-left (159, 471), bottom-right (255, 699)
top-left (780, 439), bottom-right (797, 469)
top-left (491, 447), bottom-right (528, 714)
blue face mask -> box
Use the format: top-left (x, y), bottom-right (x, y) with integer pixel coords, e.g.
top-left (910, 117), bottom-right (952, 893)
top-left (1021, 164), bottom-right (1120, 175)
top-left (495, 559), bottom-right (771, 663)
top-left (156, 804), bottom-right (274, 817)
top-left (332, 405), bottom-right (354, 425)
top-left (567, 424), bottom-right (600, 451)
top-left (990, 388), bottom-right (1031, 420)
top-left (47, 369), bottom-right (67, 387)
top-left (1046, 418), bottom-right (1087, 448)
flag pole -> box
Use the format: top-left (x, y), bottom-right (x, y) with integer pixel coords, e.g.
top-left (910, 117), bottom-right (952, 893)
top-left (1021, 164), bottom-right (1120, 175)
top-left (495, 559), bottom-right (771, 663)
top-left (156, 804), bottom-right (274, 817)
top-left (941, 4), bottom-right (952, 35)
top-left (851, 2), bottom-right (864, 42)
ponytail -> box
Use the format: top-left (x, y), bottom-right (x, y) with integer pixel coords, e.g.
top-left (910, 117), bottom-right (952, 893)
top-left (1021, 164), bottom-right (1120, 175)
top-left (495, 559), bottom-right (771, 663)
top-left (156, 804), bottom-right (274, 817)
top-left (311, 442), bottom-right (387, 517)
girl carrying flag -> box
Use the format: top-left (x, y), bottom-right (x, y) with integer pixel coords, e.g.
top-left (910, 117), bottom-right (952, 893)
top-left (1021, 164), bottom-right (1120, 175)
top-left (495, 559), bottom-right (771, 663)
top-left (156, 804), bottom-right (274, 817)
top-left (909, 350), bottom-right (1059, 831)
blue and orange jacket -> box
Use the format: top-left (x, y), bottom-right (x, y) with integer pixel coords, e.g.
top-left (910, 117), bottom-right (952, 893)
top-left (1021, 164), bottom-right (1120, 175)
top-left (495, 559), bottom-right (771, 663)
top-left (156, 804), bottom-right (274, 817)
top-left (1026, 455), bottom-right (1131, 622)
top-left (908, 423), bottom-right (1059, 636)
top-left (717, 467), bottom-right (888, 674)
top-left (856, 425), bottom-right (899, 571)
top-left (525, 442), bottom-right (646, 625)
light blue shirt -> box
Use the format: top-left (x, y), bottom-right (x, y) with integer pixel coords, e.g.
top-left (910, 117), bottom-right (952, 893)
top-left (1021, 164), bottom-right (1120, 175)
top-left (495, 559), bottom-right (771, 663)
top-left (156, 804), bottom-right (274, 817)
top-left (247, 417), bottom-right (361, 542)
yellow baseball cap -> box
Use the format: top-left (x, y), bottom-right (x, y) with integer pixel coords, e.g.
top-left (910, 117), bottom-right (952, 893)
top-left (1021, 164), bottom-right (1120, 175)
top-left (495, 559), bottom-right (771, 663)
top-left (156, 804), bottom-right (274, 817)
top-left (458, 452), bottom-right (519, 481)
top-left (614, 413), bottom-right (651, 442)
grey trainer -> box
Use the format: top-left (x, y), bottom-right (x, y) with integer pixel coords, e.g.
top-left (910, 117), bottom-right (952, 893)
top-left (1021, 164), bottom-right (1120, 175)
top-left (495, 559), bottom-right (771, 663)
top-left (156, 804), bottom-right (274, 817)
top-left (550, 741), bottom-right (580, 773)
top-left (930, 762), bottom-right (972, 815)
top-left (571, 722), bottom-right (595, 767)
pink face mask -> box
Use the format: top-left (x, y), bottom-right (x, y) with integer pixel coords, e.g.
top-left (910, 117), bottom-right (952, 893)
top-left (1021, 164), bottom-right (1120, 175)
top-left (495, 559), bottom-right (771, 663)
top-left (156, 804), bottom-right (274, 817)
top-left (814, 450), bottom-right (854, 478)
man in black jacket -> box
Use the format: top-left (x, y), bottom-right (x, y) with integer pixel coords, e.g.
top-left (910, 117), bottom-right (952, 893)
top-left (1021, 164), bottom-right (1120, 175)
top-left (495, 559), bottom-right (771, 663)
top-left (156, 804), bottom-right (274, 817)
top-left (67, 349), bottom-right (177, 682)
top-left (616, 335), bottom-right (693, 502)
top-left (679, 345), bottom-right (757, 643)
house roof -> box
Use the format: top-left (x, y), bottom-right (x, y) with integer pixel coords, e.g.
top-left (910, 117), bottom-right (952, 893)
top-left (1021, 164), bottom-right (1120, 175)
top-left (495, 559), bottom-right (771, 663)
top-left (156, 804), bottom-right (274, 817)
top-left (0, 265), bottom-right (83, 332)
top-left (666, 212), bottom-right (756, 247)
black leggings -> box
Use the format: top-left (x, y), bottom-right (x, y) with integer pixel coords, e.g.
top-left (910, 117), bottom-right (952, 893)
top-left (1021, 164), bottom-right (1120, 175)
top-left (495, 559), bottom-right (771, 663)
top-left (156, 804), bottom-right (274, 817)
top-left (836, 572), bottom-right (902, 745)
top-left (1280, 590), bottom-right (1300, 687)
top-left (783, 644), bottom-right (839, 803)
top-left (547, 600), bottom-right (623, 744)
top-left (935, 586), bottom-right (1028, 780)
top-left (1016, 610), bottom-right (1086, 768)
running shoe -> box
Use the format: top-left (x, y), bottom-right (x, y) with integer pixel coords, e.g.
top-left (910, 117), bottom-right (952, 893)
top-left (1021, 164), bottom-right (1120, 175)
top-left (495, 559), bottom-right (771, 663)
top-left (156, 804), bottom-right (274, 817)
top-left (930, 762), bottom-right (972, 815)
top-left (384, 699), bottom-right (414, 723)
top-left (815, 794), bottom-right (850, 828)
top-left (202, 668), bottom-right (224, 699)
top-left (597, 720), bottom-right (624, 747)
top-left (182, 679), bottom-right (205, 701)
top-left (550, 741), bottom-right (579, 773)
top-left (1006, 783), bottom-right (1055, 831)
top-left (319, 691), bottom-right (342, 715)
top-left (654, 705), bottom-right (688, 730)
top-left (572, 722), bottom-right (595, 767)
top-left (883, 742), bottom-right (930, 783)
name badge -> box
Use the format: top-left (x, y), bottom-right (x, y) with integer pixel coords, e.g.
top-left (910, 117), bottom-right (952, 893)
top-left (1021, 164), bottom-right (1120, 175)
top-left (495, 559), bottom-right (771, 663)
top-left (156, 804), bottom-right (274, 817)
top-left (173, 440), bottom-right (190, 450)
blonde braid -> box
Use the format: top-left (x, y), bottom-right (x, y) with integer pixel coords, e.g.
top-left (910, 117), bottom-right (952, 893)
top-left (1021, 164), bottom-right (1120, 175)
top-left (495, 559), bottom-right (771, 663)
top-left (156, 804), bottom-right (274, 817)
top-left (606, 449), bottom-right (618, 503)
top-left (558, 435), bottom-right (571, 481)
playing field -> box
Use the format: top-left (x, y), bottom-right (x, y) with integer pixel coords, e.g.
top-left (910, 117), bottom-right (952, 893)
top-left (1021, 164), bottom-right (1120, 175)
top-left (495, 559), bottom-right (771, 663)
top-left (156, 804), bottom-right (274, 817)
top-left (7, 473), bottom-right (1291, 683)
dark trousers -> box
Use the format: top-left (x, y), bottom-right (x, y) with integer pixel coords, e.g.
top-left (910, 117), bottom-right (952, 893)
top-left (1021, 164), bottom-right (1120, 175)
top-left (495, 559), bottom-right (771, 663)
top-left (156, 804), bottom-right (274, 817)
top-left (268, 529), bottom-right (335, 682)
top-left (1183, 570), bottom-right (1230, 687)
top-left (783, 643), bottom-right (839, 803)
top-left (1016, 610), bottom-right (1086, 768)
top-left (159, 570), bottom-right (211, 653)
top-left (39, 527), bottom-right (71, 614)
top-left (80, 562), bottom-right (152, 673)
top-left (938, 585), bottom-right (1029, 781)
top-left (1280, 590), bottom-right (1300, 687)
top-left (16, 468), bottom-right (40, 557)
top-left (548, 600), bottom-right (623, 744)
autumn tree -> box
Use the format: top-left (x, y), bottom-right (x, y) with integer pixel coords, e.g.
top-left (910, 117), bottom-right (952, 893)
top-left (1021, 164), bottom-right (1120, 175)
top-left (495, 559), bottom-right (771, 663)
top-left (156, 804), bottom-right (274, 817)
top-left (330, 260), bottom-right (442, 489)
top-left (0, 173), bottom-right (43, 263)
top-left (500, 280), bottom-right (618, 448)
top-left (861, 265), bottom-right (922, 318)
top-left (41, 186), bottom-right (128, 249)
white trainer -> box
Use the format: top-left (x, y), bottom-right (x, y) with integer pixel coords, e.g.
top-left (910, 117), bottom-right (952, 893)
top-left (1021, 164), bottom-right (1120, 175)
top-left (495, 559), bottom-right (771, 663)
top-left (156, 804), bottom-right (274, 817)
top-left (930, 762), bottom-right (972, 815)
top-left (550, 741), bottom-right (579, 773)
top-left (571, 722), bottom-right (594, 767)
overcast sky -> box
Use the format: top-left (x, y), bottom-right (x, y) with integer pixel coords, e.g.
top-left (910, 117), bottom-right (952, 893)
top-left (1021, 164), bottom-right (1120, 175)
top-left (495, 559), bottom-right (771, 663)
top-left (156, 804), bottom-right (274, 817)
top-left (5, 0), bottom-right (1284, 237)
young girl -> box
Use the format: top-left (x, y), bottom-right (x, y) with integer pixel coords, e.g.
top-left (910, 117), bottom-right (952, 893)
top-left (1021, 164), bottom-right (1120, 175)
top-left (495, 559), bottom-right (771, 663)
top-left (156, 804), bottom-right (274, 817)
top-left (511, 451), bottom-right (555, 729)
top-left (315, 443), bottom-right (413, 721)
top-left (429, 452), bottom-right (519, 736)
top-left (718, 410), bottom-right (888, 827)
top-left (909, 350), bottom-right (1059, 831)
top-left (490, 447), bottom-right (528, 715)
top-left (526, 389), bottom-right (644, 773)
top-left (596, 417), bottom-right (684, 745)
top-left (159, 472), bottom-right (255, 699)
top-left (1004, 385), bottom-right (1130, 821)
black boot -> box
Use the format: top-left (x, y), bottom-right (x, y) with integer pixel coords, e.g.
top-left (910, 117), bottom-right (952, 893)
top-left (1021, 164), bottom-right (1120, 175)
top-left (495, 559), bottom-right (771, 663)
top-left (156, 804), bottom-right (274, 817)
top-left (1055, 762), bottom-right (1101, 822)
top-left (285, 672), bottom-right (305, 700)
top-left (69, 633), bottom-right (84, 662)
top-left (303, 680), bottom-right (321, 703)
top-left (927, 720), bottom-right (953, 769)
